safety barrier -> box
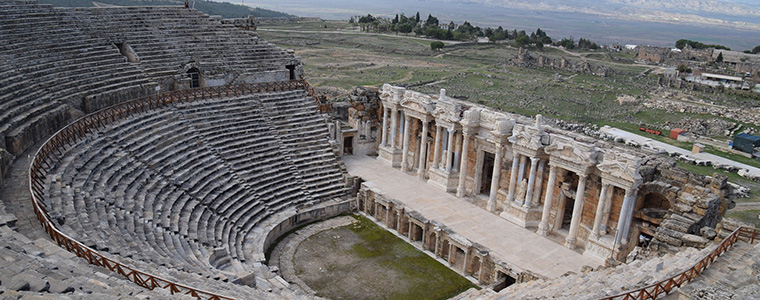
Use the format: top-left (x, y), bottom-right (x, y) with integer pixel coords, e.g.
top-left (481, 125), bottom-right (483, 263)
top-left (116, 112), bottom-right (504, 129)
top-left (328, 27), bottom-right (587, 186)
top-left (600, 226), bottom-right (760, 300)
top-left (28, 79), bottom-right (322, 300)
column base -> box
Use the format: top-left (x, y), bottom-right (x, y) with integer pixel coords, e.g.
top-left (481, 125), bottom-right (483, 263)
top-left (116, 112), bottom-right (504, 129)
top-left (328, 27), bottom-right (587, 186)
top-left (427, 168), bottom-right (459, 193)
top-left (564, 237), bottom-right (577, 249)
top-left (583, 235), bottom-right (615, 261)
top-left (499, 201), bottom-right (543, 229)
top-left (378, 145), bottom-right (402, 168)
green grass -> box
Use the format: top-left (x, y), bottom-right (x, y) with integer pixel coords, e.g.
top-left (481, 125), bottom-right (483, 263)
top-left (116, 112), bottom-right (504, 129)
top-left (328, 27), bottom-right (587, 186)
top-left (347, 215), bottom-right (477, 300)
top-left (675, 162), bottom-right (760, 203)
top-left (726, 209), bottom-right (760, 228)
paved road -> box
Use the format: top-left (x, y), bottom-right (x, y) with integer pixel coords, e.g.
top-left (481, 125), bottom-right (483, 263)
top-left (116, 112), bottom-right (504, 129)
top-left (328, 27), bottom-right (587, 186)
top-left (600, 126), bottom-right (760, 177)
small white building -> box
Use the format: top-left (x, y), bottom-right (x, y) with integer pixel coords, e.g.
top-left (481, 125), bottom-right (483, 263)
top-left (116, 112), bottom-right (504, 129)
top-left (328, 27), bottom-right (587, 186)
top-left (625, 44), bottom-right (637, 50)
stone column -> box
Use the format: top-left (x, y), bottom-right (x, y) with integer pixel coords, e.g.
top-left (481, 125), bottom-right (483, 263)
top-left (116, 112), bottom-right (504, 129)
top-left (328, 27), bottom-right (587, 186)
top-left (523, 157), bottom-right (539, 207)
top-left (401, 115), bottom-right (411, 171)
top-left (615, 187), bottom-right (638, 247)
top-left (453, 133), bottom-right (462, 172)
top-left (386, 205), bottom-right (392, 228)
top-left (565, 173), bottom-right (587, 249)
top-left (445, 128), bottom-right (455, 172)
top-left (601, 186), bottom-right (614, 235)
top-left (390, 108), bottom-right (398, 149)
top-left (531, 160), bottom-right (546, 206)
top-left (516, 155), bottom-right (527, 204)
top-left (381, 107), bottom-right (389, 146)
top-left (456, 131), bottom-right (471, 197)
top-left (506, 153), bottom-right (520, 203)
top-left (591, 182), bottom-right (610, 239)
top-left (487, 144), bottom-right (503, 212)
top-left (418, 119), bottom-right (429, 179)
top-left (433, 125), bottom-right (442, 168)
top-left (536, 165), bottom-right (558, 236)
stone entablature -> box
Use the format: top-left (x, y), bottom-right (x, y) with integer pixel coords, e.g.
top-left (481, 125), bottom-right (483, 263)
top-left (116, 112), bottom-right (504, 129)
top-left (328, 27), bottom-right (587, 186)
top-left (373, 83), bottom-right (729, 262)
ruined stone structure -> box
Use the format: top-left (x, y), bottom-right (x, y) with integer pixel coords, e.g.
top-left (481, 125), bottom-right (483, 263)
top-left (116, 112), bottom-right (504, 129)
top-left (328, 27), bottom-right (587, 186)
top-left (374, 84), bottom-right (735, 262)
top-left (512, 48), bottom-right (611, 77)
top-left (0, 1), bottom-right (301, 187)
top-left (638, 45), bottom-right (714, 64)
top-left (0, 1), bottom-right (751, 299)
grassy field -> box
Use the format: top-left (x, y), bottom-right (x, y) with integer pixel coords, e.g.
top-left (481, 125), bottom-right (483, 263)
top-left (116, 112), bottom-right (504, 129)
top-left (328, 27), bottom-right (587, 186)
top-left (257, 19), bottom-right (760, 201)
top-left (293, 215), bottom-right (476, 300)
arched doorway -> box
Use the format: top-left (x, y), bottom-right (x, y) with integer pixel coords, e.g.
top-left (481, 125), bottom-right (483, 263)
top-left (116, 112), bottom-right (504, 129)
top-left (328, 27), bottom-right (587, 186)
top-left (635, 192), bottom-right (671, 243)
top-left (187, 68), bottom-right (201, 88)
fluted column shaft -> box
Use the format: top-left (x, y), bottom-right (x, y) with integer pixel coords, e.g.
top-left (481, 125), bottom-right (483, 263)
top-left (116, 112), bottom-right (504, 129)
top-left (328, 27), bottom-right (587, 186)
top-left (565, 174), bottom-right (587, 249)
top-left (445, 128), bottom-right (455, 172)
top-left (432, 125), bottom-right (442, 168)
top-left (591, 183), bottom-right (610, 239)
top-left (506, 154), bottom-right (520, 203)
top-left (523, 157), bottom-right (539, 207)
top-left (456, 132), bottom-right (471, 197)
top-left (537, 165), bottom-right (558, 236)
top-left (381, 107), bottom-right (389, 146)
top-left (487, 144), bottom-right (503, 212)
top-left (418, 120), bottom-right (429, 179)
top-left (401, 115), bottom-right (411, 171)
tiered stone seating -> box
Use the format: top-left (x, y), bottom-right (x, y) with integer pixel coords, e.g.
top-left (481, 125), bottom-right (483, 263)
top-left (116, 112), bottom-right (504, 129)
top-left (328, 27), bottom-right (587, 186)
top-left (43, 91), bottom-right (346, 298)
top-left (65, 6), bottom-right (294, 80)
top-left (491, 246), bottom-right (713, 300)
top-left (0, 0), bottom-right (154, 156)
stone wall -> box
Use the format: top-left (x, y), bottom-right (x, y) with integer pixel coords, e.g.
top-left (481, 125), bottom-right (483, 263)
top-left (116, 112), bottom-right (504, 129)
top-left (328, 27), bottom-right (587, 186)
top-left (639, 157), bottom-right (734, 250)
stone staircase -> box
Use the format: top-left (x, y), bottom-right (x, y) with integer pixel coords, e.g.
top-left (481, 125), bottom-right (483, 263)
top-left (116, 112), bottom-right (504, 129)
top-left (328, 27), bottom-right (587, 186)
top-left (668, 241), bottom-right (759, 300)
top-left (487, 246), bottom-right (714, 300)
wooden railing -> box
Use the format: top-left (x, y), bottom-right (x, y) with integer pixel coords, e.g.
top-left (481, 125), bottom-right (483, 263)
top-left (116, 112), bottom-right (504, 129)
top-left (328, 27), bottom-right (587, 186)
top-left (599, 226), bottom-right (760, 300)
top-left (300, 76), bottom-right (332, 113)
top-left (28, 79), bottom-right (322, 300)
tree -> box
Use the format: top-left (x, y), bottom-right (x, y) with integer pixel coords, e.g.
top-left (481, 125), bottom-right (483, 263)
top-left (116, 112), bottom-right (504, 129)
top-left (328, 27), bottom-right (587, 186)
top-left (397, 23), bottom-right (413, 33)
top-left (514, 35), bottom-right (530, 47)
top-left (716, 52), bottom-right (723, 62)
top-left (415, 12), bottom-right (420, 24)
top-left (753, 45), bottom-right (760, 54)
top-left (535, 40), bottom-right (543, 49)
top-left (392, 14), bottom-right (398, 24)
top-left (425, 14), bottom-right (439, 27)
top-left (430, 41), bottom-right (444, 51)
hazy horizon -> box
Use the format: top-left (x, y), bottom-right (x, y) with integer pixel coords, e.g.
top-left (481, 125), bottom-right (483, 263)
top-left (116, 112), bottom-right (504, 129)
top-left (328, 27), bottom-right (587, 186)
top-left (231, 0), bottom-right (760, 51)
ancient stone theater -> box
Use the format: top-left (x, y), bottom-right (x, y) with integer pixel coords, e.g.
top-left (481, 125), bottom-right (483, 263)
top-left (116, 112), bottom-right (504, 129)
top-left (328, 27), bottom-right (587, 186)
top-left (0, 1), bottom-right (758, 299)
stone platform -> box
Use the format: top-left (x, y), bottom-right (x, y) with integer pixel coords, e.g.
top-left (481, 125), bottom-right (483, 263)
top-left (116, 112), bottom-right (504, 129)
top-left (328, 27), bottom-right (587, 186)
top-left (345, 154), bottom-right (603, 279)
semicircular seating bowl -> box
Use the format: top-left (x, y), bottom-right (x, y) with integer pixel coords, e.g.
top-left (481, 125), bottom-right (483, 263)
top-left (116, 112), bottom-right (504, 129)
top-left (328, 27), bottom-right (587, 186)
top-left (42, 90), bottom-right (348, 298)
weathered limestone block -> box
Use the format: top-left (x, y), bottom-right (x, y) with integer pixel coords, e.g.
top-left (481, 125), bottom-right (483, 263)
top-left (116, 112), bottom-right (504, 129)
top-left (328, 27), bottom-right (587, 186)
top-left (6, 106), bottom-right (79, 156)
top-left (661, 218), bottom-right (690, 233)
top-left (0, 147), bottom-right (12, 185)
top-left (681, 234), bottom-right (708, 247)
top-left (655, 227), bottom-right (685, 246)
top-left (700, 227), bottom-right (717, 240)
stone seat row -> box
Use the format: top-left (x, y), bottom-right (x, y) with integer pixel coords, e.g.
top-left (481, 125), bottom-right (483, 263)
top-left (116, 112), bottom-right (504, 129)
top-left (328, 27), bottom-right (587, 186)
top-left (494, 246), bottom-right (711, 299)
top-left (44, 91), bottom-right (346, 296)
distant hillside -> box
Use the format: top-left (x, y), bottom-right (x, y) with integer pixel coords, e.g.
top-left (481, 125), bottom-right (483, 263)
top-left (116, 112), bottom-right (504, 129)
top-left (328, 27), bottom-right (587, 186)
top-left (39, 0), bottom-right (296, 18)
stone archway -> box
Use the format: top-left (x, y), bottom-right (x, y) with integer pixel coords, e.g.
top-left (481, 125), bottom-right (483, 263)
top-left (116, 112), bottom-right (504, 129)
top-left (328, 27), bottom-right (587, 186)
top-left (186, 67), bottom-right (202, 88)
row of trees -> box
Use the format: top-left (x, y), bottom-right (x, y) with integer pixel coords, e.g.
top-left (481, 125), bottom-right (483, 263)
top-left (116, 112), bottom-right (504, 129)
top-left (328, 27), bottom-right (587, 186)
top-left (350, 12), bottom-right (602, 51)
top-left (675, 39), bottom-right (760, 55)
top-left (675, 39), bottom-right (730, 51)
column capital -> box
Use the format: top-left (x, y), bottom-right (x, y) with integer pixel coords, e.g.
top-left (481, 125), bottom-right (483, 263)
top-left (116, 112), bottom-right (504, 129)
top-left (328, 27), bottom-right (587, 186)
top-left (529, 156), bottom-right (539, 163)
